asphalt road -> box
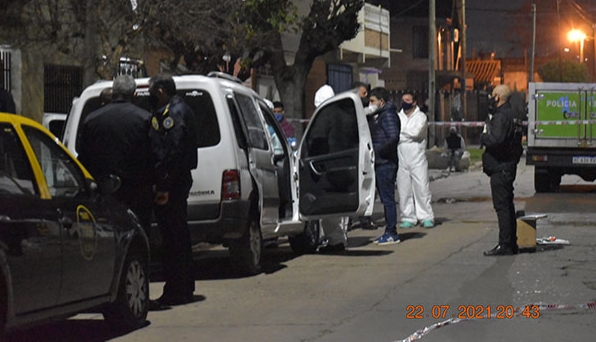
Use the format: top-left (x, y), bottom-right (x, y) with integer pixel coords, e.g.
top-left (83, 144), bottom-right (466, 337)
top-left (8, 160), bottom-right (596, 342)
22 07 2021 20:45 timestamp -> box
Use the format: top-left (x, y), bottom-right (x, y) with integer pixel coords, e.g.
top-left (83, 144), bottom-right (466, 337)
top-left (406, 305), bottom-right (540, 319)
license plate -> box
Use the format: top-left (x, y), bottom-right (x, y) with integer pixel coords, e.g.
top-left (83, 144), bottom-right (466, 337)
top-left (572, 156), bottom-right (596, 164)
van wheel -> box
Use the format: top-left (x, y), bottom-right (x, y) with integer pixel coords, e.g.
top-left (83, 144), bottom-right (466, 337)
top-left (103, 253), bottom-right (149, 330)
top-left (289, 220), bottom-right (321, 255)
top-left (229, 217), bottom-right (262, 275)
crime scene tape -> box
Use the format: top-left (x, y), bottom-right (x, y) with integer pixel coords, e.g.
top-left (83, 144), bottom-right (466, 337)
top-left (287, 119), bottom-right (596, 126)
top-left (394, 300), bottom-right (596, 342)
top-left (429, 120), bottom-right (596, 127)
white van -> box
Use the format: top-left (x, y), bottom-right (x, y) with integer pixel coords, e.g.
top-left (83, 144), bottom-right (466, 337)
top-left (42, 112), bottom-right (67, 138)
top-left (62, 73), bottom-right (375, 274)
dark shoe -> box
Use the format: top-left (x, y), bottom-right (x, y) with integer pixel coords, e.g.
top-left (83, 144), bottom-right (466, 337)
top-left (319, 244), bottom-right (346, 254)
top-left (483, 244), bottom-right (516, 256)
top-left (156, 293), bottom-right (194, 306)
top-left (148, 299), bottom-right (169, 311)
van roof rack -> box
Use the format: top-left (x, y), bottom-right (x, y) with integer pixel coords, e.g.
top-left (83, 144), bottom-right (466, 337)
top-left (207, 71), bottom-right (243, 84)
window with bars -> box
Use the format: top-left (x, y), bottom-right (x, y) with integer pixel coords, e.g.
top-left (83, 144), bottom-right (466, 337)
top-left (1, 50), bottom-right (11, 91)
top-left (44, 64), bottom-right (83, 113)
top-left (327, 64), bottom-right (353, 94)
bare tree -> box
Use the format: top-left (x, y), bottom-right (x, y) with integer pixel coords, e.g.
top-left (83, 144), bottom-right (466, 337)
top-left (1, 0), bottom-right (364, 120)
top-left (238, 0), bottom-right (364, 121)
top-left (0, 0), bottom-right (240, 83)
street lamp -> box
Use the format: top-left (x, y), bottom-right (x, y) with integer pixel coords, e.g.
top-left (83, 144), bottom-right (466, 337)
top-left (568, 29), bottom-right (587, 62)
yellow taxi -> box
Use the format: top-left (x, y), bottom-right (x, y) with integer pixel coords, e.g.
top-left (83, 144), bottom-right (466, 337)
top-left (0, 113), bottom-right (149, 336)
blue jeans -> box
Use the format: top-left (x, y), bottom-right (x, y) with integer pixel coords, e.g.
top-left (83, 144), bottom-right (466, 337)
top-left (375, 163), bottom-right (398, 235)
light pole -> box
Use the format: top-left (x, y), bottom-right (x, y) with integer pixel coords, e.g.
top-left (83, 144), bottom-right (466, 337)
top-left (568, 29), bottom-right (586, 63)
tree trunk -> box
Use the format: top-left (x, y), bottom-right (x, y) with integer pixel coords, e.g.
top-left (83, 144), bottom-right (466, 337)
top-left (276, 72), bottom-right (307, 139)
top-left (269, 30), bottom-right (314, 140)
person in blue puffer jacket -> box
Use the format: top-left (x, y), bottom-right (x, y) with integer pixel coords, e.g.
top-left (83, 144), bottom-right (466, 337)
top-left (367, 87), bottom-right (401, 246)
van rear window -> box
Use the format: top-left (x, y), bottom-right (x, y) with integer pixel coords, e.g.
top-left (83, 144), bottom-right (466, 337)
top-left (135, 89), bottom-right (220, 148)
top-left (78, 88), bottom-right (220, 149)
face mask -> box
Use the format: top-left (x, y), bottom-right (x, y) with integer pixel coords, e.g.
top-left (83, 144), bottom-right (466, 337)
top-left (488, 96), bottom-right (498, 114)
top-left (367, 104), bottom-right (378, 113)
top-left (275, 113), bottom-right (283, 121)
top-left (401, 102), bottom-right (414, 111)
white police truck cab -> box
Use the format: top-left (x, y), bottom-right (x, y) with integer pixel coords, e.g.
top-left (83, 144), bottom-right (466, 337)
top-left (62, 73), bottom-right (375, 274)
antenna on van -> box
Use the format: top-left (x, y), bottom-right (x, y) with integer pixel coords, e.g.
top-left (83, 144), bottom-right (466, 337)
top-left (207, 71), bottom-right (243, 84)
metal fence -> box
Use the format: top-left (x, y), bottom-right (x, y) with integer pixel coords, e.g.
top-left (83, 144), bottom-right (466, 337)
top-left (44, 64), bottom-right (83, 114)
top-left (1, 50), bottom-right (11, 91)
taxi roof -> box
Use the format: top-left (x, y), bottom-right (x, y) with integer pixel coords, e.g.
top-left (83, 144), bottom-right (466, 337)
top-left (0, 113), bottom-right (46, 129)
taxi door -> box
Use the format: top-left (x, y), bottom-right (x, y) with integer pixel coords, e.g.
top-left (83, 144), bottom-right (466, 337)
top-left (297, 92), bottom-right (375, 220)
top-left (0, 122), bottom-right (61, 314)
top-left (20, 125), bottom-right (116, 304)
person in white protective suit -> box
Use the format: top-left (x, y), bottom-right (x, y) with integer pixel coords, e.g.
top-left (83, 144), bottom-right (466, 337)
top-left (312, 84), bottom-right (351, 254)
top-left (397, 92), bottom-right (435, 229)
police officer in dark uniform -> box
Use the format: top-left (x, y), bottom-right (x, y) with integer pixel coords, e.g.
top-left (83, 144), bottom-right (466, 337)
top-left (148, 74), bottom-right (198, 305)
top-left (77, 75), bottom-right (153, 234)
top-left (481, 84), bottom-right (523, 256)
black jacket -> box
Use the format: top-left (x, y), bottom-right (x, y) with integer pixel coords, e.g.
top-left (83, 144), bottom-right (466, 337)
top-left (150, 95), bottom-right (198, 191)
top-left (480, 102), bottom-right (523, 175)
top-left (78, 100), bottom-right (153, 185)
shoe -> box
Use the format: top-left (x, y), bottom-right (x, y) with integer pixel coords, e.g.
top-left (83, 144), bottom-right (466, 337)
top-left (399, 221), bottom-right (415, 229)
top-left (319, 243), bottom-right (346, 254)
top-left (371, 235), bottom-right (383, 243)
top-left (512, 245), bottom-right (519, 254)
top-left (375, 234), bottom-right (401, 246)
top-left (483, 244), bottom-right (517, 256)
top-left (422, 220), bottom-right (434, 228)
top-left (148, 300), bottom-right (168, 311)
top-left (156, 293), bottom-right (194, 306)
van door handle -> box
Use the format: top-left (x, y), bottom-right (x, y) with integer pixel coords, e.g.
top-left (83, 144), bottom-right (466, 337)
top-left (0, 215), bottom-right (11, 222)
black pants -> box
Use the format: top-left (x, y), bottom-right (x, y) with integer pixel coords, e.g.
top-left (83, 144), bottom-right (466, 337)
top-left (154, 176), bottom-right (194, 298)
top-left (116, 181), bottom-right (153, 238)
top-left (490, 168), bottom-right (517, 247)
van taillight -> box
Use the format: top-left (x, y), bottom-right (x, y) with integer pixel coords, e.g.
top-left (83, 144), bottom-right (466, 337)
top-left (222, 170), bottom-right (240, 200)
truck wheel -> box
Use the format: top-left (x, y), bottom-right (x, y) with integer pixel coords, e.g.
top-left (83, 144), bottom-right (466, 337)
top-left (103, 253), bottom-right (149, 330)
top-left (534, 168), bottom-right (551, 193)
top-left (549, 172), bottom-right (561, 190)
top-left (229, 216), bottom-right (262, 275)
top-left (289, 220), bottom-right (322, 255)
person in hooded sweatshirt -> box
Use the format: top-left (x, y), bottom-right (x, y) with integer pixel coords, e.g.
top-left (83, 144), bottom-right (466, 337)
top-left (397, 91), bottom-right (435, 229)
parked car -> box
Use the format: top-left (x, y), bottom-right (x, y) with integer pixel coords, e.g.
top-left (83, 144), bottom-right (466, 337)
top-left (0, 113), bottom-right (150, 337)
top-left (62, 73), bottom-right (375, 274)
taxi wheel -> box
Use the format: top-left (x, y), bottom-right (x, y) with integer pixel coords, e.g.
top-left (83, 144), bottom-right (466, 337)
top-left (0, 278), bottom-right (6, 340)
top-left (229, 216), bottom-right (262, 275)
top-left (103, 253), bottom-right (149, 330)
top-left (289, 220), bottom-right (321, 255)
